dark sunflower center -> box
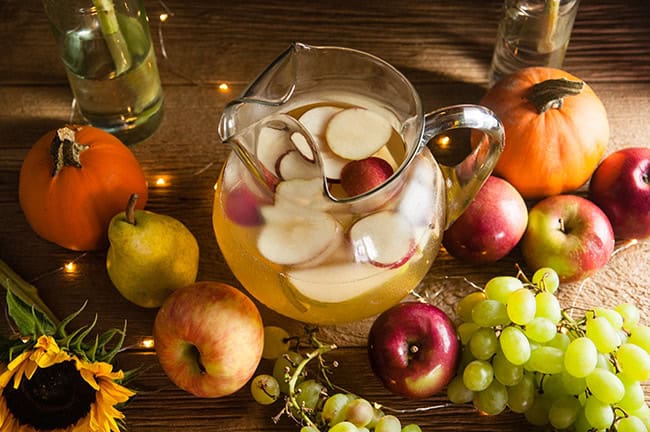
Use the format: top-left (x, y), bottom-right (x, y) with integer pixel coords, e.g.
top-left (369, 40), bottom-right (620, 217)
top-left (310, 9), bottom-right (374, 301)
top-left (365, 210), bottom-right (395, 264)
top-left (3, 360), bottom-right (96, 430)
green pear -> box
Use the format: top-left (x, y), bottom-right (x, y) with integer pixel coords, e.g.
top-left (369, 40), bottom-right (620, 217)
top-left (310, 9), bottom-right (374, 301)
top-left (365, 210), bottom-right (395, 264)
top-left (106, 194), bottom-right (199, 308)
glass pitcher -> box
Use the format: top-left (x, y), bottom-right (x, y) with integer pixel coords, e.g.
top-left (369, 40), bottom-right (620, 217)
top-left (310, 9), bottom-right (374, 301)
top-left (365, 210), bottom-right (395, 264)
top-left (213, 43), bottom-right (504, 324)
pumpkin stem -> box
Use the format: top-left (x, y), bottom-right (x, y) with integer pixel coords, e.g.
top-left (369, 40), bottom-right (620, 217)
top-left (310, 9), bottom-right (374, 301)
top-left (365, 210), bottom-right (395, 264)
top-left (50, 126), bottom-right (90, 177)
top-left (125, 194), bottom-right (138, 225)
top-left (528, 78), bottom-right (584, 114)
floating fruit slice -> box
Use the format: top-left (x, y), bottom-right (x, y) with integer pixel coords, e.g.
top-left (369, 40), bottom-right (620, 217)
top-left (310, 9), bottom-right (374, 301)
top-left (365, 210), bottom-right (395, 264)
top-left (257, 204), bottom-right (342, 266)
top-left (223, 183), bottom-right (271, 226)
top-left (325, 108), bottom-right (392, 160)
top-left (257, 126), bottom-right (293, 174)
top-left (288, 262), bottom-right (400, 303)
top-left (275, 150), bottom-right (319, 180)
top-left (349, 210), bottom-right (416, 268)
top-left (275, 178), bottom-right (337, 212)
top-left (299, 106), bottom-right (343, 137)
top-left (340, 157), bottom-right (394, 197)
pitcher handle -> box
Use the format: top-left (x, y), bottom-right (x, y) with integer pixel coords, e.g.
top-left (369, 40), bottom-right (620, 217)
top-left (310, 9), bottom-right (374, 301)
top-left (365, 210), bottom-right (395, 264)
top-left (422, 104), bottom-right (505, 230)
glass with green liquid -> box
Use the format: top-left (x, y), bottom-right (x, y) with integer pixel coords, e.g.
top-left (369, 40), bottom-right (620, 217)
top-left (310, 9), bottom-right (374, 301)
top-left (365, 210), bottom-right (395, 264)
top-left (44, 0), bottom-right (163, 144)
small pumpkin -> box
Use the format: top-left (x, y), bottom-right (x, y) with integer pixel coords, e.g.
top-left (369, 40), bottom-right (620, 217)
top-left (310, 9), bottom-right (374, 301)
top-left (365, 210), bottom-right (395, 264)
top-left (18, 125), bottom-right (148, 251)
top-left (478, 67), bottom-right (609, 199)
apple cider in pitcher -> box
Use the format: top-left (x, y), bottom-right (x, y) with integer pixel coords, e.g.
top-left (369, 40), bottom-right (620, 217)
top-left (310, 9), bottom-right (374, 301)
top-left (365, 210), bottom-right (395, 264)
top-left (213, 96), bottom-right (444, 324)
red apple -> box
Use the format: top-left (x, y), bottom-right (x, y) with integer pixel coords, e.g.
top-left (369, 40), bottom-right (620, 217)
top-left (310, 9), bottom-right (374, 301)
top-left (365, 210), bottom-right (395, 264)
top-left (588, 147), bottom-right (650, 240)
top-left (340, 157), bottom-right (394, 197)
top-left (153, 281), bottom-right (264, 398)
top-left (367, 301), bottom-right (460, 399)
top-left (442, 176), bottom-right (528, 263)
top-left (521, 194), bottom-right (615, 282)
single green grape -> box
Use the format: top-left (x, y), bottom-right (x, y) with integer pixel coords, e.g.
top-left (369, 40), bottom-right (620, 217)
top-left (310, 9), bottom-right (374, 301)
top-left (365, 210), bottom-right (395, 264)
top-left (492, 349), bottom-right (523, 386)
top-left (629, 325), bottom-right (650, 354)
top-left (462, 360), bottom-right (494, 392)
top-left (499, 326), bottom-right (531, 365)
top-left (591, 307), bottom-right (624, 330)
top-left (328, 421), bottom-right (358, 432)
top-left (401, 424), bottom-right (422, 432)
top-left (541, 373), bottom-right (566, 398)
top-left (447, 375), bottom-right (474, 404)
top-left (616, 303), bottom-right (641, 331)
top-left (294, 379), bottom-right (326, 412)
top-left (524, 395), bottom-right (552, 427)
top-left (630, 404), bottom-right (650, 430)
top-left (524, 317), bottom-right (556, 343)
top-left (300, 426), bottom-right (320, 432)
top-left (597, 352), bottom-right (617, 373)
top-left (561, 371), bottom-right (587, 395)
top-left (344, 398), bottom-right (374, 428)
top-left (471, 299), bottom-right (511, 327)
top-left (457, 291), bottom-right (486, 323)
top-left (586, 316), bottom-right (620, 353)
top-left (616, 376), bottom-right (645, 412)
top-left (484, 276), bottom-right (523, 303)
top-left (547, 332), bottom-right (571, 351)
top-left (507, 288), bottom-right (536, 325)
top-left (534, 291), bottom-right (562, 324)
top-left (262, 325), bottom-right (291, 360)
top-left (584, 396), bottom-right (615, 430)
top-left (507, 373), bottom-right (536, 414)
top-left (322, 393), bottom-right (355, 426)
top-left (564, 337), bottom-right (597, 378)
top-left (527, 346), bottom-right (565, 374)
top-left (469, 327), bottom-right (498, 360)
top-left (549, 395), bottom-right (581, 430)
top-left (272, 350), bottom-right (305, 394)
top-left (617, 343), bottom-right (650, 381)
top-left (616, 415), bottom-right (647, 432)
top-left (374, 415), bottom-right (402, 432)
top-left (586, 368), bottom-right (625, 404)
top-left (473, 380), bottom-right (508, 415)
top-left (531, 267), bottom-right (560, 293)
top-left (250, 374), bottom-right (281, 405)
top-left (457, 321), bottom-right (481, 345)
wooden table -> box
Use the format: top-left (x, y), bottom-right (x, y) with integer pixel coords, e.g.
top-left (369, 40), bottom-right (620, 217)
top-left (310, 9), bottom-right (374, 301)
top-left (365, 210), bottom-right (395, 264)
top-left (1, 1), bottom-right (649, 430)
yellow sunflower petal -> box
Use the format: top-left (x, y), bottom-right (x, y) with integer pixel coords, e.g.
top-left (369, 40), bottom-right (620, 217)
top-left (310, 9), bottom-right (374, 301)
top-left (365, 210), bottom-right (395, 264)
top-left (98, 378), bottom-right (136, 404)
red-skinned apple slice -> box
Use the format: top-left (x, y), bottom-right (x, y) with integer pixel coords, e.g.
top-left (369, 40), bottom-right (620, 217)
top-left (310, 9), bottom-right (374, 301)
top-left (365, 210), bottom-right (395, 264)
top-left (257, 126), bottom-right (293, 174)
top-left (340, 157), bottom-right (394, 197)
top-left (223, 183), bottom-right (272, 226)
top-left (326, 108), bottom-right (392, 160)
top-left (288, 261), bottom-right (401, 303)
top-left (349, 210), bottom-right (416, 268)
top-left (275, 150), bottom-right (319, 180)
top-left (257, 204), bottom-right (343, 266)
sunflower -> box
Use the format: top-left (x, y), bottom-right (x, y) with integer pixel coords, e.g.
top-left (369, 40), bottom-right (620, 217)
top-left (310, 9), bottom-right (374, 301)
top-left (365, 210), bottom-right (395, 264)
top-left (0, 259), bottom-right (137, 432)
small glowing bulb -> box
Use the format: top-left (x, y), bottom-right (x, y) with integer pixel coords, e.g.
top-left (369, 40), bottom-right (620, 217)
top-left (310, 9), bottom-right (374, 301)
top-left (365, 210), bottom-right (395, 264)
top-left (218, 83), bottom-right (230, 92)
top-left (140, 337), bottom-right (155, 349)
top-left (155, 177), bottom-right (167, 186)
top-left (437, 135), bottom-right (451, 148)
top-left (64, 262), bottom-right (77, 273)
top-left (159, 13), bottom-right (169, 22)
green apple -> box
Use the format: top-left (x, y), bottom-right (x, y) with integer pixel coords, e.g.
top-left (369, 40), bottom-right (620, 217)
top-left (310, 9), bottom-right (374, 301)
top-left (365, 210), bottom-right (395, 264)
top-left (106, 194), bottom-right (199, 308)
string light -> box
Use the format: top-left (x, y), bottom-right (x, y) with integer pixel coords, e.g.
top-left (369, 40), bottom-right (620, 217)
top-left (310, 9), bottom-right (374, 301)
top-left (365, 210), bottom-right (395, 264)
top-left (436, 135), bottom-right (451, 149)
top-left (64, 262), bottom-right (77, 273)
top-left (155, 176), bottom-right (169, 187)
top-left (139, 337), bottom-right (155, 349)
top-left (218, 82), bottom-right (230, 92)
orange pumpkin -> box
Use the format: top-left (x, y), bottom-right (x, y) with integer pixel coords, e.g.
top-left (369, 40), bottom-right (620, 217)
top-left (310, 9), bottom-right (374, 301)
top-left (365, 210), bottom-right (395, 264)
top-left (478, 67), bottom-right (609, 199)
top-left (18, 125), bottom-right (148, 251)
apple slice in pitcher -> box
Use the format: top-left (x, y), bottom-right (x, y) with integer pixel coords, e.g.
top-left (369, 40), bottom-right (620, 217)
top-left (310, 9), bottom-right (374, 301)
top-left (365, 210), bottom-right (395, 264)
top-left (256, 125), bottom-right (293, 175)
top-left (349, 210), bottom-right (416, 268)
top-left (275, 150), bottom-right (320, 180)
top-left (325, 107), bottom-right (392, 160)
top-left (288, 262), bottom-right (400, 304)
top-left (257, 204), bottom-right (343, 266)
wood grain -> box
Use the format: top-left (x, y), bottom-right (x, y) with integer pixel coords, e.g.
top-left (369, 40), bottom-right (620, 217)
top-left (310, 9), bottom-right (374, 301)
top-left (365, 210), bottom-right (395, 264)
top-left (0, 1), bottom-right (649, 431)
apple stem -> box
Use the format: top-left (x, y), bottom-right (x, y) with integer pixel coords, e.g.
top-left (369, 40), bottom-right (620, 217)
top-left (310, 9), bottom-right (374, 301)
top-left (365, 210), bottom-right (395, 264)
top-left (125, 194), bottom-right (139, 225)
top-left (558, 217), bottom-right (566, 234)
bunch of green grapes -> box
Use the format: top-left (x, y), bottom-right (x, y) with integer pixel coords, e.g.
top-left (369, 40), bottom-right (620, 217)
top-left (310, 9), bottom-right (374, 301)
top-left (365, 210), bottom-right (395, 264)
top-left (448, 267), bottom-right (650, 431)
top-left (250, 326), bottom-right (423, 432)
